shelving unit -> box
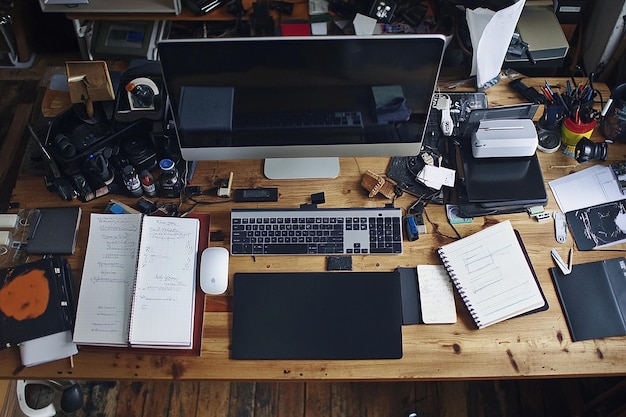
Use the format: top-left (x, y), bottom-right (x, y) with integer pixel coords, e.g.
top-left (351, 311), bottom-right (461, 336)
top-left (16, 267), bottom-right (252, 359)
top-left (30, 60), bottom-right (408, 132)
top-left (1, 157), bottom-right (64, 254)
top-left (39, 0), bottom-right (182, 14)
top-left (61, 0), bottom-right (308, 59)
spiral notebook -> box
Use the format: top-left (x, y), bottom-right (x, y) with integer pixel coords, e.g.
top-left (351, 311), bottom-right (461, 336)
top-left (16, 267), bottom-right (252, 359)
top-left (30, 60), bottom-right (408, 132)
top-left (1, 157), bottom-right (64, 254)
top-left (73, 213), bottom-right (199, 348)
top-left (437, 220), bottom-right (547, 329)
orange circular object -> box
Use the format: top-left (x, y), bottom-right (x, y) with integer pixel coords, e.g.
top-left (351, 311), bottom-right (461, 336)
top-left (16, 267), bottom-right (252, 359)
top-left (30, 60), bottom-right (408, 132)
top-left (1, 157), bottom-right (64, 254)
top-left (0, 269), bottom-right (50, 321)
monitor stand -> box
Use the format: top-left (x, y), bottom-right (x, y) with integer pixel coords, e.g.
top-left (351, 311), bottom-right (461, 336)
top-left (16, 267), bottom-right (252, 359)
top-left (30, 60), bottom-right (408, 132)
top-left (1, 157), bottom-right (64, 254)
top-left (264, 157), bottom-right (340, 180)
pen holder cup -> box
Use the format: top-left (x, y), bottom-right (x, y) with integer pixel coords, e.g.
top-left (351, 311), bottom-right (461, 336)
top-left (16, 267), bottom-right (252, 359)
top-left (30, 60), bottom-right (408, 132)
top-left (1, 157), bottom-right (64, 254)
top-left (537, 104), bottom-right (564, 132)
top-left (601, 83), bottom-right (626, 143)
top-left (561, 117), bottom-right (596, 157)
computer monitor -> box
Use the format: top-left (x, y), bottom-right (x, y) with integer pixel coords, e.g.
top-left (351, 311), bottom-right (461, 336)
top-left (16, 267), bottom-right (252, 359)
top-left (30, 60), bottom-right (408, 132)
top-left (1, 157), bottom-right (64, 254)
top-left (158, 35), bottom-right (446, 179)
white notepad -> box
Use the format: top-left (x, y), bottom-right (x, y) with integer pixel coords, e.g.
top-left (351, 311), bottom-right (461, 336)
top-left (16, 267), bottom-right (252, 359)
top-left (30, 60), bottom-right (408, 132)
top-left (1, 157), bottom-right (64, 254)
top-left (73, 213), bottom-right (199, 348)
top-left (437, 220), bottom-right (546, 329)
top-left (417, 265), bottom-right (457, 324)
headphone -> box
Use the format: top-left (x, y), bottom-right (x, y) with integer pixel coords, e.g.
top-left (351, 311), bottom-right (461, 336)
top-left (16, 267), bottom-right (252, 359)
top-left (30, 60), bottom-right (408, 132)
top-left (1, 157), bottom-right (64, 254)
top-left (16, 380), bottom-right (83, 417)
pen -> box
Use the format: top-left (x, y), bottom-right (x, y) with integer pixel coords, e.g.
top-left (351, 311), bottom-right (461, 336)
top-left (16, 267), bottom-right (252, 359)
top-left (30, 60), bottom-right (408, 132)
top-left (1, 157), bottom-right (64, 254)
top-left (544, 80), bottom-right (554, 96)
top-left (555, 92), bottom-right (570, 115)
top-left (541, 86), bottom-right (554, 103)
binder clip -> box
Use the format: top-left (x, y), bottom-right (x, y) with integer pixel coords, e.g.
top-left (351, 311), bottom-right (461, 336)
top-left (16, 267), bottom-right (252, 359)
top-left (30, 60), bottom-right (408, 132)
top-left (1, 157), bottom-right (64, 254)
top-left (551, 247), bottom-right (573, 275)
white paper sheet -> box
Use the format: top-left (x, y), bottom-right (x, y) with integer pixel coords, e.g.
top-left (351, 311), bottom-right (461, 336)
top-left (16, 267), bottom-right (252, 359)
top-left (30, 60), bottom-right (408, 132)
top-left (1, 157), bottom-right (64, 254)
top-left (467, 0), bottom-right (526, 88)
top-left (548, 164), bottom-right (624, 213)
top-left (19, 331), bottom-right (78, 367)
top-left (353, 13), bottom-right (377, 36)
top-left (417, 265), bottom-right (457, 324)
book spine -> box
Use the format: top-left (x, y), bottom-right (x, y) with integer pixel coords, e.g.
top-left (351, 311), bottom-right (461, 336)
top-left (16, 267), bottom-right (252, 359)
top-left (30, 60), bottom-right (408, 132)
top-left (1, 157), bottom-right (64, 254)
top-left (437, 247), bottom-right (482, 329)
top-left (127, 215), bottom-right (144, 344)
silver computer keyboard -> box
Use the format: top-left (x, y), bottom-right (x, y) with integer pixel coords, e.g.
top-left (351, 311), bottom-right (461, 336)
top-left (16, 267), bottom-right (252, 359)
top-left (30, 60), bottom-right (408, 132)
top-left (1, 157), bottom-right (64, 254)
top-left (230, 207), bottom-right (403, 256)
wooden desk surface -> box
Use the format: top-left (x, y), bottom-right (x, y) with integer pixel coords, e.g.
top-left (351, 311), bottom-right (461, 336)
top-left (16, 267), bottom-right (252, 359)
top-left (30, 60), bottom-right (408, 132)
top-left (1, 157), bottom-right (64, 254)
top-left (1, 77), bottom-right (625, 381)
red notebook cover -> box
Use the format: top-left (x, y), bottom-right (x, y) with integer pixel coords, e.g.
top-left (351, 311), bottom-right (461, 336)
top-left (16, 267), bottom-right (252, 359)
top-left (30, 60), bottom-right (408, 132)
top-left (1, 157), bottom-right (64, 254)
top-left (82, 212), bottom-right (209, 356)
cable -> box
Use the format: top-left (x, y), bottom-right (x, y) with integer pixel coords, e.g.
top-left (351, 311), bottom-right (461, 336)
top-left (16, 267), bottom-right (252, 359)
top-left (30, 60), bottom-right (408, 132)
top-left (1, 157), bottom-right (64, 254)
top-left (179, 198), bottom-right (232, 218)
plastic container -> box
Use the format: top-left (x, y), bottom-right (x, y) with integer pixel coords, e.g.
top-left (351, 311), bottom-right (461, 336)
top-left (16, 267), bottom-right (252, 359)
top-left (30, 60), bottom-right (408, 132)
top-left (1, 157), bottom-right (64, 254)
top-left (561, 117), bottom-right (597, 157)
top-left (122, 165), bottom-right (143, 197)
top-left (140, 170), bottom-right (157, 197)
top-left (159, 159), bottom-right (182, 198)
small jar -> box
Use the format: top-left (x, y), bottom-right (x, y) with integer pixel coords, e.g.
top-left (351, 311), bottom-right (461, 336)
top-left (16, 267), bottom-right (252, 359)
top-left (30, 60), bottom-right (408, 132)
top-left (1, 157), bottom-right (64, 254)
top-left (140, 170), bottom-right (157, 197)
top-left (122, 165), bottom-right (143, 197)
top-left (159, 159), bottom-right (182, 198)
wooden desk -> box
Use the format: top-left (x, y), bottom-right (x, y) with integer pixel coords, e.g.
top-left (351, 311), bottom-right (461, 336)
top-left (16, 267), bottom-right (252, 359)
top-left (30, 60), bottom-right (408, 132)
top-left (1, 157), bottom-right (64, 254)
top-left (1, 78), bottom-right (625, 381)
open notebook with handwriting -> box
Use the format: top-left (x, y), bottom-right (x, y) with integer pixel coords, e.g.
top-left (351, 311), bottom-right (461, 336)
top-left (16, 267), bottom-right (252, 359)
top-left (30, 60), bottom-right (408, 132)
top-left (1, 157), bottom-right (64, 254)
top-left (437, 220), bottom-right (547, 329)
top-left (73, 213), bottom-right (199, 348)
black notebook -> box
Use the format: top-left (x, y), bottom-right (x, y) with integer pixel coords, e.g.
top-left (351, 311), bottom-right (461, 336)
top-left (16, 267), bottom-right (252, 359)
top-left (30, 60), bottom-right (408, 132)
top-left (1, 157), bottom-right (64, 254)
top-left (550, 257), bottom-right (626, 342)
top-left (25, 207), bottom-right (82, 255)
top-left (455, 145), bottom-right (547, 217)
top-left (0, 256), bottom-right (75, 348)
top-left (462, 149), bottom-right (546, 202)
top-left (231, 271), bottom-right (403, 360)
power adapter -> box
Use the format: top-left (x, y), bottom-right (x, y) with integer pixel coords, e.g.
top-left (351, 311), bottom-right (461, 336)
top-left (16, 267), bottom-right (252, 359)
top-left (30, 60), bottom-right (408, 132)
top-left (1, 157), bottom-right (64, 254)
top-left (137, 197), bottom-right (159, 214)
top-left (185, 186), bottom-right (202, 197)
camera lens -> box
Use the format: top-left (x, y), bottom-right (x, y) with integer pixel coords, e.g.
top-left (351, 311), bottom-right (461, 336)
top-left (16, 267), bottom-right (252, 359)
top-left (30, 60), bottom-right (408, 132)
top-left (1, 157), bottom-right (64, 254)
top-left (52, 133), bottom-right (76, 159)
top-left (130, 84), bottom-right (155, 108)
top-left (574, 137), bottom-right (608, 163)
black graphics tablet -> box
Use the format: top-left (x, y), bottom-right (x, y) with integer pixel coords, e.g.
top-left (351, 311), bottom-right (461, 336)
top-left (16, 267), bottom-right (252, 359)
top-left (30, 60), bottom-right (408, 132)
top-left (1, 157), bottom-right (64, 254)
top-left (231, 271), bottom-right (403, 360)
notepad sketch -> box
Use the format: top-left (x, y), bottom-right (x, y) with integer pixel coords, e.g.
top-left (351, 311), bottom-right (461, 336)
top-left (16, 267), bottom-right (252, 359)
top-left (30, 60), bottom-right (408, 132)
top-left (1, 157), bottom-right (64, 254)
top-left (437, 220), bottom-right (546, 329)
top-left (566, 199), bottom-right (626, 250)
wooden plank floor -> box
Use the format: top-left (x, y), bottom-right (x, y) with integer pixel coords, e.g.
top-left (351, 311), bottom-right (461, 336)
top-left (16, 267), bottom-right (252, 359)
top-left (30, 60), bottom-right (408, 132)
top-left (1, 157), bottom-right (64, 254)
top-left (7, 378), bottom-right (626, 417)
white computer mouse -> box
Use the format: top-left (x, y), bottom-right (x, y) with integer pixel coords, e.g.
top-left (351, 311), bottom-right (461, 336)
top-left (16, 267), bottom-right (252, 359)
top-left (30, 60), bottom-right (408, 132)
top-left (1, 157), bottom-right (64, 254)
top-left (200, 247), bottom-right (229, 295)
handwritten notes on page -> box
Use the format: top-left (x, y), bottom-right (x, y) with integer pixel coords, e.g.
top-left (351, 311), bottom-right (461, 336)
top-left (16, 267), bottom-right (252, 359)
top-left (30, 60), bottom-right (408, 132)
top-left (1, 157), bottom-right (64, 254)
top-left (73, 214), bottom-right (200, 348)
top-left (417, 265), bottom-right (457, 324)
top-left (129, 216), bottom-right (199, 348)
top-left (73, 214), bottom-right (142, 346)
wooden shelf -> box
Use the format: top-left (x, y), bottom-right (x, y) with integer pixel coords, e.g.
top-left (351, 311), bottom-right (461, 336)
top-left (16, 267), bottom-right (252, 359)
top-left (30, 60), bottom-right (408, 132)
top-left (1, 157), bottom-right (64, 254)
top-left (65, 0), bottom-right (309, 21)
top-left (41, 0), bottom-right (180, 14)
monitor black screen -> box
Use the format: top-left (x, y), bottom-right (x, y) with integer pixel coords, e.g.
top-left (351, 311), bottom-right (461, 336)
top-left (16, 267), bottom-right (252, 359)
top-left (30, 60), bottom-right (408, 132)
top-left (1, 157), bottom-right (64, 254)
top-left (158, 35), bottom-right (446, 176)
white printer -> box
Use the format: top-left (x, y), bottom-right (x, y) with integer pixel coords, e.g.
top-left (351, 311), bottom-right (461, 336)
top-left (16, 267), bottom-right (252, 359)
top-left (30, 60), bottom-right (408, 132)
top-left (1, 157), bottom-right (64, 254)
top-left (471, 119), bottom-right (538, 158)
